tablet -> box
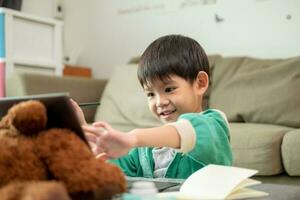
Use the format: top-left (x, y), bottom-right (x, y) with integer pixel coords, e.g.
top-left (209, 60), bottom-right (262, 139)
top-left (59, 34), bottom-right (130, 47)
top-left (126, 176), bottom-right (184, 192)
top-left (0, 93), bottom-right (89, 145)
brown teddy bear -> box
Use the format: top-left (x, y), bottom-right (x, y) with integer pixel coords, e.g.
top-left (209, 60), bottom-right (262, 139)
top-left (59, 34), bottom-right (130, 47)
top-left (0, 100), bottom-right (126, 200)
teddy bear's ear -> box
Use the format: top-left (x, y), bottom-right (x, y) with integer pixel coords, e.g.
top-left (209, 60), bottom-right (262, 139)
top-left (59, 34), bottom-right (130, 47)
top-left (0, 114), bottom-right (13, 129)
top-left (10, 100), bottom-right (48, 136)
top-left (0, 115), bottom-right (20, 137)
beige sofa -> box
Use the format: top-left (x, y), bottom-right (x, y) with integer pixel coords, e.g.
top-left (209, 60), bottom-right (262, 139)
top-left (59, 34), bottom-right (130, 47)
top-left (7, 55), bottom-right (300, 185)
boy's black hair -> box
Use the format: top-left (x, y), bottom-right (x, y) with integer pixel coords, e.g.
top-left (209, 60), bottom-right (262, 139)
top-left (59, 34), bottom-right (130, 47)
top-left (138, 34), bottom-right (209, 87)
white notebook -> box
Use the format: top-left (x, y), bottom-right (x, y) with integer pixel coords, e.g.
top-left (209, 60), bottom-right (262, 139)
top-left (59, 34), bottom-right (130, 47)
top-left (159, 164), bottom-right (269, 200)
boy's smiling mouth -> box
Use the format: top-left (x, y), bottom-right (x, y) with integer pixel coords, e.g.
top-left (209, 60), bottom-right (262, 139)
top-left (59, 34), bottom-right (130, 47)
top-left (159, 109), bottom-right (177, 119)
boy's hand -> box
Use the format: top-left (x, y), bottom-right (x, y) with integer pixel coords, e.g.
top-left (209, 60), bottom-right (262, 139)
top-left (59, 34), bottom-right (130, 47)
top-left (70, 99), bottom-right (88, 126)
top-left (82, 121), bottom-right (137, 159)
top-left (85, 132), bottom-right (103, 156)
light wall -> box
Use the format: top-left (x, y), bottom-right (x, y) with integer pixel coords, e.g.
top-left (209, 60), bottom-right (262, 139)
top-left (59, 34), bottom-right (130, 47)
top-left (21, 0), bottom-right (54, 18)
top-left (22, 0), bottom-right (300, 79)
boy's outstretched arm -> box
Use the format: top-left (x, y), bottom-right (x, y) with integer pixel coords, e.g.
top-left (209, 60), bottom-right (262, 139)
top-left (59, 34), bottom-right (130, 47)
top-left (83, 121), bottom-right (181, 159)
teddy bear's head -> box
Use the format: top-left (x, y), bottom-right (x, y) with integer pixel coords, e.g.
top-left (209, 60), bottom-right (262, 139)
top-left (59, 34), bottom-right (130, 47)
top-left (0, 100), bottom-right (47, 136)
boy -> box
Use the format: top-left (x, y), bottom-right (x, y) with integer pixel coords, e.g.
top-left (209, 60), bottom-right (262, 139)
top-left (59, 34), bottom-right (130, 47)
top-left (73, 34), bottom-right (232, 179)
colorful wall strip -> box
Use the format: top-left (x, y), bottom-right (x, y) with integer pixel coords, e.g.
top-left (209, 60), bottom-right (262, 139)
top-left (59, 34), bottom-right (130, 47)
top-left (0, 59), bottom-right (5, 97)
top-left (0, 13), bottom-right (5, 58)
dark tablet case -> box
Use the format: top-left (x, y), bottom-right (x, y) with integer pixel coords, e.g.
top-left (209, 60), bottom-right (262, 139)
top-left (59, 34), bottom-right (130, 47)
top-left (0, 93), bottom-right (88, 145)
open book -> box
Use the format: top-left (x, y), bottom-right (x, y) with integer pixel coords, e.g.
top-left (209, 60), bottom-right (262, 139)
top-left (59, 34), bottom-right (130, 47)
top-left (159, 164), bottom-right (268, 200)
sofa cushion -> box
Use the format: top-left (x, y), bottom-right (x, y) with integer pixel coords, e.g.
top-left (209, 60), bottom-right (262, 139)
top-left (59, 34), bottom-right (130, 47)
top-left (209, 56), bottom-right (300, 128)
top-left (282, 129), bottom-right (300, 176)
top-left (95, 64), bottom-right (162, 131)
top-left (230, 123), bottom-right (292, 175)
top-left (203, 55), bottom-right (222, 110)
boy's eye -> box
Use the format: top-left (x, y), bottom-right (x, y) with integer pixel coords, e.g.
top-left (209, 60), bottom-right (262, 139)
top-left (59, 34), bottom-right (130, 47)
top-left (165, 87), bottom-right (175, 93)
top-left (146, 92), bottom-right (154, 98)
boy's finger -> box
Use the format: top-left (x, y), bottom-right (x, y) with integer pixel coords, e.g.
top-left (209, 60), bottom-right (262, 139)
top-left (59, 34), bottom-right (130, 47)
top-left (96, 153), bottom-right (108, 160)
top-left (85, 133), bottom-right (98, 143)
top-left (70, 99), bottom-right (80, 109)
top-left (93, 146), bottom-right (106, 155)
top-left (70, 98), bottom-right (77, 104)
top-left (92, 120), bottom-right (107, 126)
top-left (93, 121), bottom-right (113, 132)
top-left (96, 152), bottom-right (106, 158)
top-left (89, 142), bottom-right (97, 153)
top-left (82, 125), bottom-right (105, 137)
top-left (92, 121), bottom-right (105, 127)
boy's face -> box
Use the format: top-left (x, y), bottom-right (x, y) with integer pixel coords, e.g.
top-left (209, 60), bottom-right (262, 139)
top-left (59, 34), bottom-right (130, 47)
top-left (143, 73), bottom-right (208, 123)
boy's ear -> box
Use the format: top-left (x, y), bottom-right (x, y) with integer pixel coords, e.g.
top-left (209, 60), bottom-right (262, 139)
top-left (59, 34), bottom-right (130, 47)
top-left (195, 71), bottom-right (209, 94)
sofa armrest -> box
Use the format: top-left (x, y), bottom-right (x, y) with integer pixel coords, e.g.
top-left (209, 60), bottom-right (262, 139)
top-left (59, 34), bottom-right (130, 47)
top-left (7, 73), bottom-right (107, 123)
top-left (281, 129), bottom-right (300, 176)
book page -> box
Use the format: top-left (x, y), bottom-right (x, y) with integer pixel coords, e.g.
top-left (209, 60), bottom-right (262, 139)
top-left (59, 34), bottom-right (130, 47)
top-left (180, 165), bottom-right (258, 199)
top-left (159, 165), bottom-right (267, 200)
top-left (228, 188), bottom-right (269, 200)
top-left (232, 178), bottom-right (261, 191)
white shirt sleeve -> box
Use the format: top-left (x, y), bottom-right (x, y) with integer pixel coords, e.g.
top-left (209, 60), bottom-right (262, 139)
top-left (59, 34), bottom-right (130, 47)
top-left (169, 119), bottom-right (196, 153)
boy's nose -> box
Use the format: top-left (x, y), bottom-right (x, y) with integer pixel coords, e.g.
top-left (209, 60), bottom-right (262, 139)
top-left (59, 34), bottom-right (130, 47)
top-left (156, 95), bottom-right (169, 107)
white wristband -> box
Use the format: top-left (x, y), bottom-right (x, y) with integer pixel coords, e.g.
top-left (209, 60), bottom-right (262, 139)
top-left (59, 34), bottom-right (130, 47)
top-left (169, 119), bottom-right (196, 153)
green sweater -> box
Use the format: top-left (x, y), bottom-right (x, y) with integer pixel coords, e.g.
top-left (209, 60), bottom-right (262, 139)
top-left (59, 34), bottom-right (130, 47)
top-left (110, 109), bottom-right (232, 179)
